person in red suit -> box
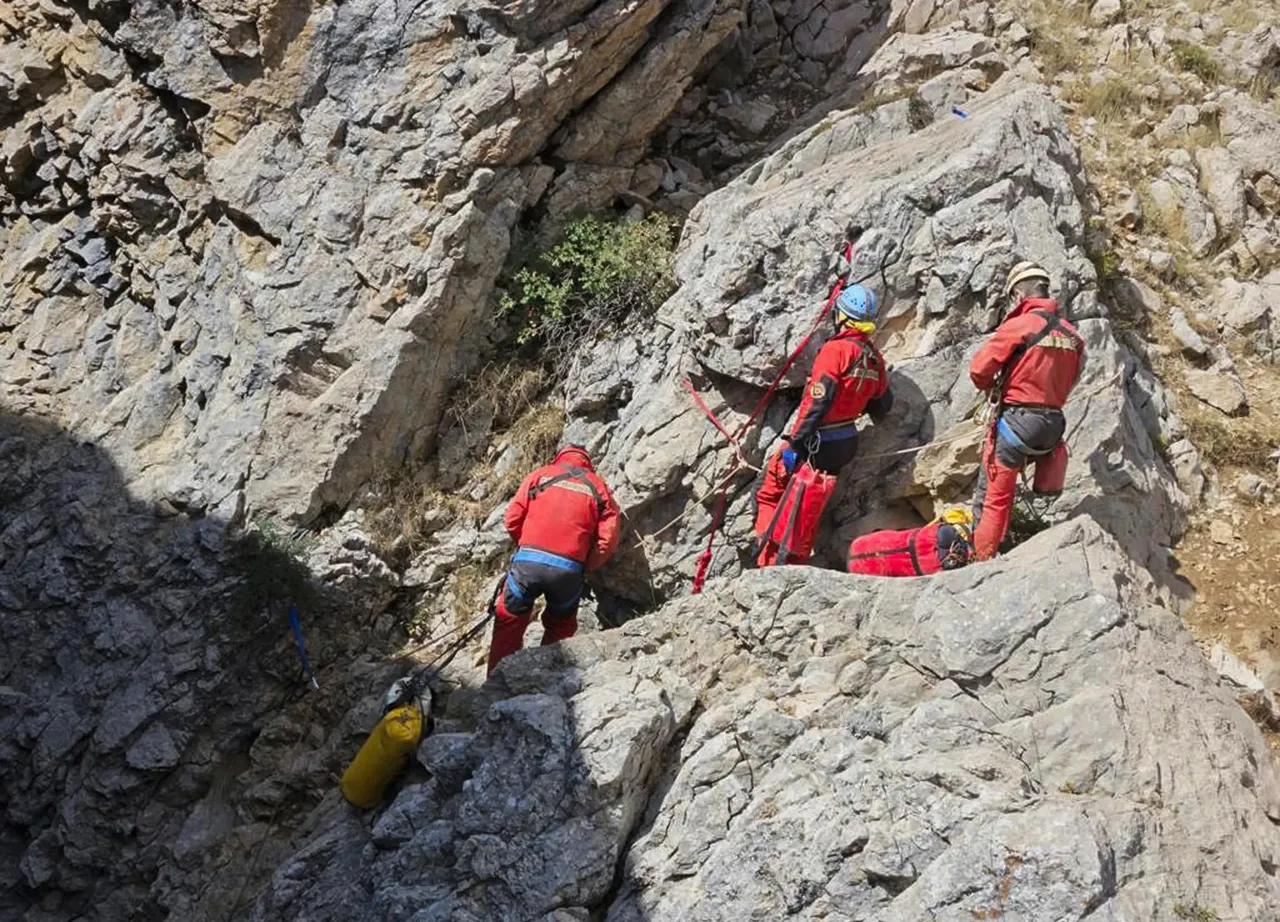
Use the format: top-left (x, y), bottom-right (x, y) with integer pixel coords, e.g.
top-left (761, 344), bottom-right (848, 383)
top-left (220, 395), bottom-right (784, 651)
top-left (487, 445), bottom-right (619, 675)
top-left (969, 262), bottom-right (1086, 560)
top-left (753, 284), bottom-right (894, 566)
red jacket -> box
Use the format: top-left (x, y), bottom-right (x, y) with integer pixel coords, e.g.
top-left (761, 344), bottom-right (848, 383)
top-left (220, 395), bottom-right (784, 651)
top-left (789, 328), bottom-right (892, 448)
top-left (504, 448), bottom-right (620, 571)
top-left (970, 298), bottom-right (1085, 408)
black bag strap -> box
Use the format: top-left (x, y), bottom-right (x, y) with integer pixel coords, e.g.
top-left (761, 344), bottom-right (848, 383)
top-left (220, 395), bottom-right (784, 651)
top-left (848, 543), bottom-right (912, 562)
top-left (842, 340), bottom-right (883, 381)
top-left (906, 530), bottom-right (924, 576)
top-left (776, 478), bottom-right (808, 561)
top-left (1002, 309), bottom-right (1083, 383)
top-left (528, 465), bottom-right (604, 512)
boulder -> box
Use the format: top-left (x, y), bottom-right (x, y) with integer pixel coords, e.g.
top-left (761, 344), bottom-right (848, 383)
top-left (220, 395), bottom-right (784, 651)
top-left (250, 519), bottom-right (1280, 922)
top-left (566, 83), bottom-right (1189, 601)
top-left (1185, 366), bottom-right (1249, 416)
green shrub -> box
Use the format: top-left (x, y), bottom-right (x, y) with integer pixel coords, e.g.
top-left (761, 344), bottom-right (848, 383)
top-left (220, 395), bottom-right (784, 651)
top-left (1173, 902), bottom-right (1219, 922)
top-left (228, 519), bottom-right (318, 619)
top-left (1171, 42), bottom-right (1221, 83)
top-left (499, 213), bottom-right (678, 370)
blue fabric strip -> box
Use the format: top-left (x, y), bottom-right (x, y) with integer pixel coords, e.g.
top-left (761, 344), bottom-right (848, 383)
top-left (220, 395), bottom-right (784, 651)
top-left (514, 548), bottom-right (585, 573)
top-left (505, 573), bottom-right (529, 602)
top-left (996, 417), bottom-right (1053, 457)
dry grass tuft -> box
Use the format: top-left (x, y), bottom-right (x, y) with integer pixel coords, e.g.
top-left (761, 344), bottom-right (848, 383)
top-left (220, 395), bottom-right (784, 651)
top-left (1182, 402), bottom-right (1278, 472)
top-left (1069, 76), bottom-right (1142, 123)
top-left (364, 360), bottom-right (565, 559)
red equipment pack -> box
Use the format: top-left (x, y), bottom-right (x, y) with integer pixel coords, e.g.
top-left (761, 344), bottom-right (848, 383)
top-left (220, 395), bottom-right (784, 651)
top-left (758, 463), bottom-right (839, 566)
top-left (847, 513), bottom-right (974, 577)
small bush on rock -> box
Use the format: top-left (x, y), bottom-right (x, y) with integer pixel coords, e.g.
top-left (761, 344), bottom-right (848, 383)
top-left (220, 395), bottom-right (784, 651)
top-left (228, 519), bottom-right (318, 620)
top-left (500, 213), bottom-right (678, 371)
top-left (1171, 42), bottom-right (1221, 83)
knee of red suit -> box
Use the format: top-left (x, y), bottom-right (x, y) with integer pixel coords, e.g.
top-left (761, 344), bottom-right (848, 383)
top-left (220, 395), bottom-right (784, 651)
top-left (541, 609), bottom-right (578, 645)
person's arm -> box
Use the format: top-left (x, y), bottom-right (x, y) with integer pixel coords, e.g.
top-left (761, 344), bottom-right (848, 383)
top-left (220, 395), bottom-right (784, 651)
top-left (504, 473), bottom-right (534, 545)
top-left (969, 321), bottom-right (1025, 392)
top-left (587, 480), bottom-right (620, 571)
top-left (866, 358), bottom-right (893, 423)
top-left (787, 345), bottom-right (840, 448)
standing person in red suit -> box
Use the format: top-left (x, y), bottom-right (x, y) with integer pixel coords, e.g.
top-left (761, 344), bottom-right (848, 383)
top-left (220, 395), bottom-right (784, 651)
top-left (487, 444), bottom-right (619, 675)
top-left (969, 262), bottom-right (1086, 560)
top-left (753, 284), bottom-right (894, 566)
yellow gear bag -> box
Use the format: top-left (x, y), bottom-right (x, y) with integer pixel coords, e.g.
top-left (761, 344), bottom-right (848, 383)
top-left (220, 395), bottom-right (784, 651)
top-left (340, 704), bottom-right (423, 809)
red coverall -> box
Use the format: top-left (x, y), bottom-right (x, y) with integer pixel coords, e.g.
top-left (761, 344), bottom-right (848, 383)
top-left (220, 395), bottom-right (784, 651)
top-left (969, 298), bottom-right (1085, 560)
top-left (754, 327), bottom-right (893, 566)
top-left (847, 522), bottom-right (973, 577)
top-left (488, 447), bottom-right (620, 675)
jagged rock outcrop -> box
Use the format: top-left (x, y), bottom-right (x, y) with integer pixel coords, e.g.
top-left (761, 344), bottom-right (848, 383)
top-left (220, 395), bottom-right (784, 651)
top-left (568, 81), bottom-right (1194, 602)
top-left (1, 0), bottom-right (894, 526)
top-left (250, 519), bottom-right (1280, 921)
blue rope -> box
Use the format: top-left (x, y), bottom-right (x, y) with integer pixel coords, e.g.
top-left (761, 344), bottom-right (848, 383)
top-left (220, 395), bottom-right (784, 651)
top-left (288, 603), bottom-right (319, 690)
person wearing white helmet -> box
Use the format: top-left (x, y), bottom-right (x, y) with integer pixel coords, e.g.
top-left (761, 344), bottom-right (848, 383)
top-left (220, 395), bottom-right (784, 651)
top-left (969, 262), bottom-right (1086, 560)
top-left (752, 283), bottom-right (894, 567)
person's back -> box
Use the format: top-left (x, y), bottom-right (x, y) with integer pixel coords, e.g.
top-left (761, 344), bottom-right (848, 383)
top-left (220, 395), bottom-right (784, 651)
top-left (969, 263), bottom-right (1086, 560)
top-left (505, 454), bottom-right (614, 569)
top-left (971, 297), bottom-right (1084, 411)
top-left (489, 446), bottom-right (619, 675)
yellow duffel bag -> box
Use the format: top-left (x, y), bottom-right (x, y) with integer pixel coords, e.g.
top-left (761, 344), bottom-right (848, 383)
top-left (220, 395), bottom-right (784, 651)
top-left (340, 704), bottom-right (423, 809)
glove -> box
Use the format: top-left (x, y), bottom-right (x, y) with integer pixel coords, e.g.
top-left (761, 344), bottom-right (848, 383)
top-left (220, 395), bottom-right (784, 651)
top-left (781, 447), bottom-right (798, 474)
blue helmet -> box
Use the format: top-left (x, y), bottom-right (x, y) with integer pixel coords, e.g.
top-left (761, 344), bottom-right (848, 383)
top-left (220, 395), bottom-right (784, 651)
top-left (835, 284), bottom-right (878, 324)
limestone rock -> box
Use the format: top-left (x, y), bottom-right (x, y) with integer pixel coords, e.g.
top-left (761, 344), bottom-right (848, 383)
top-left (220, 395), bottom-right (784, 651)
top-left (1170, 308), bottom-right (1209, 358)
top-left (1090, 0), bottom-right (1124, 27)
top-left (1186, 366), bottom-right (1249, 416)
top-left (250, 520), bottom-right (1280, 922)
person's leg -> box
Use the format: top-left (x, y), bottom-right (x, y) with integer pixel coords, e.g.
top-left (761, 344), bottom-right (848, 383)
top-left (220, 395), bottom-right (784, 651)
top-left (972, 428), bottom-right (1027, 561)
top-left (540, 569), bottom-right (583, 647)
top-left (1032, 442), bottom-right (1068, 496)
top-left (971, 426), bottom-right (994, 528)
top-left (753, 451), bottom-right (791, 567)
top-left (487, 569), bottom-right (537, 676)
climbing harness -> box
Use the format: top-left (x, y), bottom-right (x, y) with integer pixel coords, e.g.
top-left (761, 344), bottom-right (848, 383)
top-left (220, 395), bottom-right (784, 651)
top-left (288, 603), bottom-right (319, 690)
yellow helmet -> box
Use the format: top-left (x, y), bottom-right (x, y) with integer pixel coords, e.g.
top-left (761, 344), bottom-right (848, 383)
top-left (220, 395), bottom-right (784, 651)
top-left (938, 507), bottom-right (973, 529)
top-left (1004, 262), bottom-right (1051, 300)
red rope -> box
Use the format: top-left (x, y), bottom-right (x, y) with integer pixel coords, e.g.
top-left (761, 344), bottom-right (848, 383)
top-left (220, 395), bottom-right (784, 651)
top-left (687, 242), bottom-right (856, 594)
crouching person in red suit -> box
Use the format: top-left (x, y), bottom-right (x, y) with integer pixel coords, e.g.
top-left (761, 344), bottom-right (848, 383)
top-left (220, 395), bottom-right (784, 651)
top-left (487, 445), bottom-right (620, 676)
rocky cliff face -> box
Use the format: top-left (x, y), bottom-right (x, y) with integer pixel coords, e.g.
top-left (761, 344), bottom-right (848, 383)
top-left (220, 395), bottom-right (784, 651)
top-left (4, 0), bottom-right (1280, 920)
top-left (252, 520), bottom-right (1280, 922)
top-left (2, 0), bottom-right (890, 525)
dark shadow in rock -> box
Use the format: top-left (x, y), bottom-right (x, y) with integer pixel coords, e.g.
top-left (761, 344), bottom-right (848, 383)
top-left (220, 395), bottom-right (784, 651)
top-left (0, 406), bottom-right (390, 922)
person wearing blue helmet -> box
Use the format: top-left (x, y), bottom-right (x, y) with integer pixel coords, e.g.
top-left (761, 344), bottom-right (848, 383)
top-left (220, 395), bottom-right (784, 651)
top-left (753, 283), bottom-right (894, 566)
